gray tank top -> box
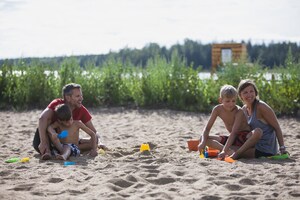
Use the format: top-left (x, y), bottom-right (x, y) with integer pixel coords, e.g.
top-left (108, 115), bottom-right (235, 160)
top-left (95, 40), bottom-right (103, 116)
top-left (247, 100), bottom-right (278, 155)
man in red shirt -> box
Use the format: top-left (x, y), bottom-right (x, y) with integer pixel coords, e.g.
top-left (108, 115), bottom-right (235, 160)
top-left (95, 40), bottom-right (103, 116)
top-left (33, 83), bottom-right (106, 160)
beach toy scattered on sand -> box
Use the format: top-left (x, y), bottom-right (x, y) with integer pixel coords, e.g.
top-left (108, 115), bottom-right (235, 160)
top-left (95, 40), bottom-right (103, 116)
top-left (199, 147), bottom-right (235, 163)
top-left (64, 161), bottom-right (75, 166)
top-left (187, 139), bottom-right (200, 151)
top-left (5, 157), bottom-right (30, 163)
top-left (199, 150), bottom-right (205, 158)
top-left (5, 157), bottom-right (20, 163)
top-left (204, 147), bottom-right (219, 158)
top-left (99, 149), bottom-right (106, 155)
top-left (20, 157), bottom-right (30, 162)
top-left (269, 153), bottom-right (289, 160)
top-left (140, 143), bottom-right (150, 152)
top-left (58, 130), bottom-right (68, 139)
top-left (199, 147), bottom-right (219, 158)
top-left (224, 157), bottom-right (236, 163)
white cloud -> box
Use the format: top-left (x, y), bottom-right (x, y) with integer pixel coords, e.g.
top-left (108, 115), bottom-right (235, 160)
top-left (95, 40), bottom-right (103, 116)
top-left (0, 0), bottom-right (299, 59)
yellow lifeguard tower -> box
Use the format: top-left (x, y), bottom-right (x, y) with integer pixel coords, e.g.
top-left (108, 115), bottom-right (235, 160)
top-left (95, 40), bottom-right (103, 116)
top-left (211, 43), bottom-right (247, 72)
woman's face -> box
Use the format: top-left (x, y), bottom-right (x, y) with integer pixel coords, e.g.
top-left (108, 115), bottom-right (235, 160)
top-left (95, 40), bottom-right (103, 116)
top-left (240, 85), bottom-right (256, 105)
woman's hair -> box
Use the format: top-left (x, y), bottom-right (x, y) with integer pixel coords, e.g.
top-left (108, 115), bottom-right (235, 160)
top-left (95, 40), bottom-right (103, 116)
top-left (237, 79), bottom-right (259, 101)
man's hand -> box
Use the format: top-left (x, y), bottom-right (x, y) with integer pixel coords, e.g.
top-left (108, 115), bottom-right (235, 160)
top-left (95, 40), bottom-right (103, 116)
top-left (89, 148), bottom-right (98, 157)
top-left (38, 142), bottom-right (49, 155)
top-left (38, 142), bottom-right (51, 160)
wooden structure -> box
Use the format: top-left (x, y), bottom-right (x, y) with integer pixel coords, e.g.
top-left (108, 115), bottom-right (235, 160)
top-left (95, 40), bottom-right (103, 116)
top-left (211, 43), bottom-right (247, 72)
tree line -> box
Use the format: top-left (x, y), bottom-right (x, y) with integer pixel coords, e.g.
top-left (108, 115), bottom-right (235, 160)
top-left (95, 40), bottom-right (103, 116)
top-left (1, 39), bottom-right (299, 70)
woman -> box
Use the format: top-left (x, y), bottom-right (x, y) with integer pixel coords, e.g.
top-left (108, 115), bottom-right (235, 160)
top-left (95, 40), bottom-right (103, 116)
top-left (220, 79), bottom-right (288, 159)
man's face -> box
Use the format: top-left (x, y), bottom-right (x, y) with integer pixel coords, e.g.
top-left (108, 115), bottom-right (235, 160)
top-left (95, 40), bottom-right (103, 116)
top-left (66, 88), bottom-right (83, 108)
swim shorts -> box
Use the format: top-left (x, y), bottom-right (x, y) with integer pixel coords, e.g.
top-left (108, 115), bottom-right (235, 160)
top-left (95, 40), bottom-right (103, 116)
top-left (65, 144), bottom-right (80, 157)
top-left (219, 131), bottom-right (250, 147)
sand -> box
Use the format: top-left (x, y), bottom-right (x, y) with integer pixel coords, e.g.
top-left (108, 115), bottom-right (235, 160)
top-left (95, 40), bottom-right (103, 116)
top-left (0, 108), bottom-right (299, 200)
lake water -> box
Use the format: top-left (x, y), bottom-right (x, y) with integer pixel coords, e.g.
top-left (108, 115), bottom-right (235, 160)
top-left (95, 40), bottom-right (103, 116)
top-left (0, 71), bottom-right (282, 81)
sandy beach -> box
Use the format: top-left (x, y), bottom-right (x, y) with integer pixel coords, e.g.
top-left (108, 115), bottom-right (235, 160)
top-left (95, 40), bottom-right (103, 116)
top-left (0, 108), bottom-right (299, 200)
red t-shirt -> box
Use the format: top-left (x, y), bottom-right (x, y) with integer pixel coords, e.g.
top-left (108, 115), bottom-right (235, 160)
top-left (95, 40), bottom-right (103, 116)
top-left (48, 99), bottom-right (92, 124)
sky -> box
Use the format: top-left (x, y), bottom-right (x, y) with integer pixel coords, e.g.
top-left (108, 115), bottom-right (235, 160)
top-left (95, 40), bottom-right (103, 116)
top-left (0, 0), bottom-right (300, 59)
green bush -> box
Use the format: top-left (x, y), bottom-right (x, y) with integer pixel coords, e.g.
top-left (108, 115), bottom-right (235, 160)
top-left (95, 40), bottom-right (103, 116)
top-left (0, 54), bottom-right (299, 116)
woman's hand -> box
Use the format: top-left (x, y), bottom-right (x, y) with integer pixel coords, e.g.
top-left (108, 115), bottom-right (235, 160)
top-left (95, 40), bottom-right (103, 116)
top-left (280, 146), bottom-right (289, 154)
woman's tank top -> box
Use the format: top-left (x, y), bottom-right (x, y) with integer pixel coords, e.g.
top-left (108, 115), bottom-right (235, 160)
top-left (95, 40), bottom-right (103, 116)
top-left (247, 100), bottom-right (278, 155)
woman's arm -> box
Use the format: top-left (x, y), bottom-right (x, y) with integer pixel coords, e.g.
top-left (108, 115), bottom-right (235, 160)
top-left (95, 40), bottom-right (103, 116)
top-left (219, 110), bottom-right (243, 158)
top-left (259, 102), bottom-right (286, 152)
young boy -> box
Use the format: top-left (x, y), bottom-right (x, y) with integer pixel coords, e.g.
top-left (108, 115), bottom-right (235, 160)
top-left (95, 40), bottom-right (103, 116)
top-left (47, 104), bottom-right (98, 160)
top-left (198, 85), bottom-right (251, 154)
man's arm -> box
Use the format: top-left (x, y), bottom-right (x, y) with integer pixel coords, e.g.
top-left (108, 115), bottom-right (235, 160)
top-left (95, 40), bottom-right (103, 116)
top-left (84, 120), bottom-right (96, 133)
top-left (38, 108), bottom-right (54, 155)
top-left (78, 121), bottom-right (98, 156)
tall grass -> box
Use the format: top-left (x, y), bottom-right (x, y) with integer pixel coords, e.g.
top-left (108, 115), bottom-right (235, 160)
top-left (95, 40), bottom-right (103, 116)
top-left (0, 55), bottom-right (299, 116)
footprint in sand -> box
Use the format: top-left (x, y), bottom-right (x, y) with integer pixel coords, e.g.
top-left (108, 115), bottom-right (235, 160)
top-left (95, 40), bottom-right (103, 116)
top-left (238, 178), bottom-right (257, 185)
top-left (200, 195), bottom-right (222, 200)
top-left (10, 183), bottom-right (35, 191)
top-left (140, 164), bottom-right (160, 178)
top-left (125, 174), bottom-right (138, 183)
top-left (68, 187), bottom-right (88, 195)
top-left (146, 177), bottom-right (176, 185)
top-left (289, 190), bottom-right (300, 197)
top-left (107, 177), bottom-right (136, 192)
top-left (0, 170), bottom-right (12, 177)
top-left (172, 170), bottom-right (185, 177)
top-left (223, 184), bottom-right (244, 191)
top-left (48, 177), bottom-right (64, 183)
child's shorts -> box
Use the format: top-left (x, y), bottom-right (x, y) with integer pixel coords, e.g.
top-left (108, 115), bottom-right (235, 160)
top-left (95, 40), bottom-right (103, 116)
top-left (219, 131), bottom-right (250, 147)
top-left (65, 144), bottom-right (80, 157)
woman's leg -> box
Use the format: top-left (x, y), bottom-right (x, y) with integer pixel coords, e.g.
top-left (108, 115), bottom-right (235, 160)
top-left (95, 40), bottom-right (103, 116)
top-left (231, 128), bottom-right (262, 159)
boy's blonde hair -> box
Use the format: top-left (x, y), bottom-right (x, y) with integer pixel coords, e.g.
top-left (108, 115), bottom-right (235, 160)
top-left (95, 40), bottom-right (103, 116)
top-left (220, 85), bottom-right (237, 99)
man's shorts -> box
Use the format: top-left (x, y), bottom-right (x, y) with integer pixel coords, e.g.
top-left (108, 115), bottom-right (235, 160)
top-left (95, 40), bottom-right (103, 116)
top-left (219, 131), bottom-right (250, 147)
top-left (65, 144), bottom-right (80, 157)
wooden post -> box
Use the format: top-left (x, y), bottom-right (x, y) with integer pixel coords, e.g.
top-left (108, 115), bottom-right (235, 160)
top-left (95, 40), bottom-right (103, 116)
top-left (211, 43), bottom-right (247, 73)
